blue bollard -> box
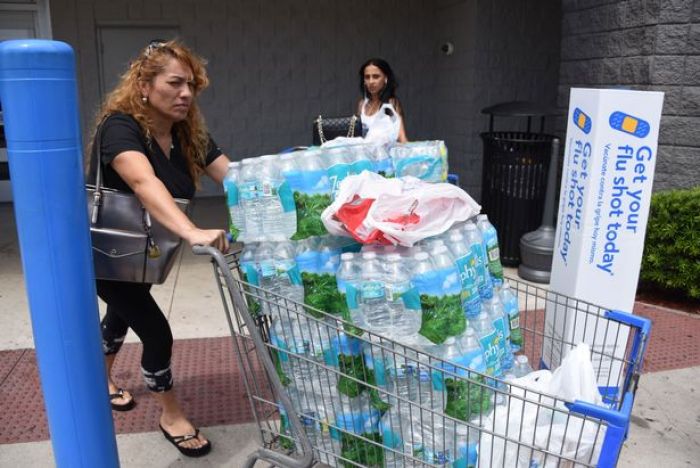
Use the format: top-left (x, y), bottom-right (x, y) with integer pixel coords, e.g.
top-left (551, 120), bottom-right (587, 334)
top-left (0, 40), bottom-right (119, 467)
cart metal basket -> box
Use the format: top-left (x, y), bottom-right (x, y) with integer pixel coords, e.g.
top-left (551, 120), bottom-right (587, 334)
top-left (193, 246), bottom-right (651, 468)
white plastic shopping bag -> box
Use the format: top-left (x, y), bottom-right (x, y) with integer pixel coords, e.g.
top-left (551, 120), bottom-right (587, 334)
top-left (478, 344), bottom-right (606, 467)
top-left (320, 171), bottom-right (481, 245)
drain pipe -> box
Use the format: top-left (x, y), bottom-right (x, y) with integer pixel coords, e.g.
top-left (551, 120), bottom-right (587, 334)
top-left (0, 40), bottom-right (119, 467)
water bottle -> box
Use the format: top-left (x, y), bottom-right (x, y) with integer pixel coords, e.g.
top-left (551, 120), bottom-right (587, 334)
top-left (471, 311), bottom-right (502, 380)
top-left (359, 252), bottom-right (391, 337)
top-left (453, 420), bottom-right (481, 468)
top-left (411, 249), bottom-right (464, 344)
top-left (381, 394), bottom-right (453, 467)
top-left (240, 242), bottom-right (258, 283)
top-left (391, 142), bottom-right (441, 181)
top-left (223, 161), bottom-right (246, 241)
top-left (421, 413), bottom-right (456, 466)
top-left (332, 335), bottom-right (383, 467)
top-left (476, 214), bottom-right (504, 287)
top-left (318, 236), bottom-right (341, 275)
top-left (308, 376), bottom-right (340, 464)
top-left (271, 318), bottom-right (317, 386)
top-left (512, 355), bottom-right (534, 377)
top-left (432, 336), bottom-right (461, 398)
top-left (240, 242), bottom-right (261, 316)
top-left (447, 232), bottom-right (481, 319)
top-left (337, 252), bottom-right (362, 326)
top-left (300, 411), bottom-right (320, 452)
top-left (435, 331), bottom-right (490, 422)
top-left (500, 281), bottom-right (523, 353)
top-left (484, 296), bottom-right (514, 371)
top-left (401, 245), bottom-right (424, 271)
top-left (259, 154), bottom-right (296, 239)
top-left (294, 149), bottom-right (332, 239)
top-left (463, 222), bottom-right (494, 300)
top-left (458, 329), bottom-right (492, 417)
top-left (273, 236), bottom-right (305, 308)
top-left (324, 146), bottom-right (353, 199)
top-left (425, 237), bottom-right (445, 254)
top-left (240, 158), bottom-right (263, 240)
top-left (278, 153), bottom-right (304, 236)
top-left (384, 253), bottom-right (422, 337)
top-left (368, 143), bottom-right (393, 177)
top-left (254, 242), bottom-right (277, 315)
top-left (349, 144), bottom-right (374, 174)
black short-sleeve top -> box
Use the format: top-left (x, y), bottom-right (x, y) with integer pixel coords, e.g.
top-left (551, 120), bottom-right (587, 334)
top-left (91, 113), bottom-right (223, 200)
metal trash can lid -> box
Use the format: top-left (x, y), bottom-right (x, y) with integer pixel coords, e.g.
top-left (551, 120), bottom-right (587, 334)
top-left (481, 101), bottom-right (558, 117)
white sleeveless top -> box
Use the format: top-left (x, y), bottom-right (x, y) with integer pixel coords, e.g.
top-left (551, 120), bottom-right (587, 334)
top-left (360, 98), bottom-right (402, 144)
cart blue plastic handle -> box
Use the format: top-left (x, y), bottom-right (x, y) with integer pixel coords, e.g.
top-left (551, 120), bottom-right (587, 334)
top-left (566, 391), bottom-right (635, 468)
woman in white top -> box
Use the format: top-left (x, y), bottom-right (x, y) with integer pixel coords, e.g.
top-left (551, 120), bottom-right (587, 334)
top-left (356, 58), bottom-right (408, 144)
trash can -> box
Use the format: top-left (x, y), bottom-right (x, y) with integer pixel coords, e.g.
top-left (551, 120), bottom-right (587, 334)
top-left (480, 101), bottom-right (558, 266)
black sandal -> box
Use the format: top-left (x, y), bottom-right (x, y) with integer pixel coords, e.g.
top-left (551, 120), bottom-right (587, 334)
top-left (159, 424), bottom-right (212, 458)
top-left (109, 388), bottom-right (136, 412)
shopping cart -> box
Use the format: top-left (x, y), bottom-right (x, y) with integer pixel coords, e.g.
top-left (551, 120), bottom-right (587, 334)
top-left (193, 245), bottom-right (652, 468)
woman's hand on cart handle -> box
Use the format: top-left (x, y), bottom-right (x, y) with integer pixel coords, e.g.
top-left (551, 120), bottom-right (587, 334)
top-left (183, 227), bottom-right (229, 253)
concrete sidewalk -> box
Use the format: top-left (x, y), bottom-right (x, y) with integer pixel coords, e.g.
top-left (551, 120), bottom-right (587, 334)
top-left (1, 197), bottom-right (698, 467)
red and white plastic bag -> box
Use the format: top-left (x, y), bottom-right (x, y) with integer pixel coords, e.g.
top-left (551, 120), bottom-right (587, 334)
top-left (321, 171), bottom-right (481, 246)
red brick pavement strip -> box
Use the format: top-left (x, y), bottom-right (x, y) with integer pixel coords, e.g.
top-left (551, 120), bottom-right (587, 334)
top-left (0, 337), bottom-right (270, 445)
top-left (633, 302), bottom-right (700, 372)
top-left (0, 302), bottom-right (698, 445)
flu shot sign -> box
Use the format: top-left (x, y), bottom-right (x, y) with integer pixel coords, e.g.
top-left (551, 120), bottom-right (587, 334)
top-left (544, 88), bottom-right (664, 382)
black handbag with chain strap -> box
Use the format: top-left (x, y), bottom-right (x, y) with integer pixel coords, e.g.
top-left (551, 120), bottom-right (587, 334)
top-left (312, 114), bottom-right (361, 146)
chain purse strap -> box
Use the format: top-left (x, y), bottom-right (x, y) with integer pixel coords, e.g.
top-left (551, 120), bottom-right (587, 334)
top-left (315, 115), bottom-right (358, 144)
top-left (348, 114), bottom-right (357, 138)
top-left (90, 117), bottom-right (160, 258)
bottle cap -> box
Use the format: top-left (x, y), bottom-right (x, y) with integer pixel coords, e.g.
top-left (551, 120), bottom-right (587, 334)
top-left (433, 245), bottom-right (449, 255)
top-left (362, 252), bottom-right (377, 259)
top-left (386, 253), bottom-right (402, 261)
top-left (414, 252), bottom-right (430, 261)
top-left (517, 355), bottom-right (529, 364)
top-left (449, 232), bottom-right (464, 241)
top-left (259, 154), bottom-right (277, 161)
top-left (340, 252), bottom-right (354, 260)
top-left (477, 214), bottom-right (488, 222)
top-left (227, 161), bottom-right (240, 168)
top-left (463, 222), bottom-right (477, 230)
top-left (444, 337), bottom-right (456, 345)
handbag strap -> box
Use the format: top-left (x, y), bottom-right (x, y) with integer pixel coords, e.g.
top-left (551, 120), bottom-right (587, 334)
top-left (89, 116), bottom-right (154, 237)
top-left (347, 115), bottom-right (357, 138)
top-left (315, 115), bottom-right (326, 144)
top-left (90, 116), bottom-right (109, 224)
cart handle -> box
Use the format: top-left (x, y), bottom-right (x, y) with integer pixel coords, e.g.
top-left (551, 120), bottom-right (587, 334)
top-left (192, 244), bottom-right (315, 468)
top-left (565, 391), bottom-right (635, 468)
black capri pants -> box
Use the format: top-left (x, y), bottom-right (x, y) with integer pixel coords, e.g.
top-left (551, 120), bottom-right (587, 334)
top-left (96, 280), bottom-right (174, 392)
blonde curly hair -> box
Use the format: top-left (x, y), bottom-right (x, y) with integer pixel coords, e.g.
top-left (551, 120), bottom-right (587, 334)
top-left (89, 39), bottom-right (211, 185)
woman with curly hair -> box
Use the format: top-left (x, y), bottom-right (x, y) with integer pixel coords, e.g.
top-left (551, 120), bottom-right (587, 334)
top-left (88, 39), bottom-right (229, 457)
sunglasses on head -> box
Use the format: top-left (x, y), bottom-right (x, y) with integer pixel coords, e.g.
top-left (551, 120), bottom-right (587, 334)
top-left (145, 39), bottom-right (168, 56)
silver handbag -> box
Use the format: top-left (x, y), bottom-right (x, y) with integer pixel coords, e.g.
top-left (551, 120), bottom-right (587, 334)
top-left (87, 120), bottom-right (189, 284)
